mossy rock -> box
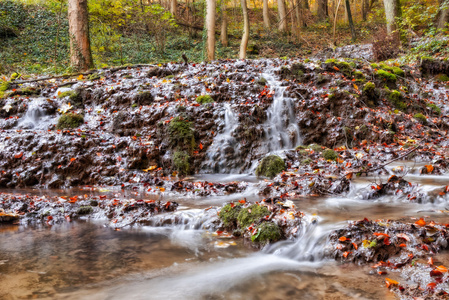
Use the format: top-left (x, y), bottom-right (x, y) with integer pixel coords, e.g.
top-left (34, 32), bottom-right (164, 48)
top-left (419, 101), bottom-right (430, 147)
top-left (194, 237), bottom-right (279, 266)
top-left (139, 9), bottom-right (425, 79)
top-left (427, 103), bottom-right (441, 115)
top-left (218, 203), bottom-right (242, 228)
top-left (323, 149), bottom-right (338, 161)
top-left (255, 155), bottom-right (285, 178)
top-left (413, 113), bottom-right (427, 124)
top-left (173, 151), bottom-right (191, 175)
top-left (168, 116), bottom-right (195, 150)
top-left (324, 59), bottom-right (353, 77)
top-left (308, 144), bottom-right (323, 152)
top-left (134, 91), bottom-right (154, 106)
top-left (58, 89), bottom-right (83, 108)
top-left (0, 81), bottom-right (11, 99)
top-left (237, 204), bottom-right (270, 228)
top-left (388, 90), bottom-right (406, 111)
top-left (252, 222), bottom-right (282, 244)
top-left (435, 74), bottom-right (449, 82)
top-left (301, 158), bottom-right (312, 165)
top-left (376, 70), bottom-right (397, 82)
top-left (77, 206), bottom-right (93, 215)
top-left (56, 113), bottom-right (84, 129)
top-left (363, 82), bottom-right (375, 94)
top-left (257, 77), bottom-right (267, 86)
top-left (195, 95), bottom-right (214, 104)
top-left (87, 73), bottom-right (100, 81)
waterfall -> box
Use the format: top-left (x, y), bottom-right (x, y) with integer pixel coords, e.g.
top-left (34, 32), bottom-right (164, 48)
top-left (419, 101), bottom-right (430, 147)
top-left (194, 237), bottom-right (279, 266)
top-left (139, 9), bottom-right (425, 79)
top-left (260, 72), bottom-right (301, 153)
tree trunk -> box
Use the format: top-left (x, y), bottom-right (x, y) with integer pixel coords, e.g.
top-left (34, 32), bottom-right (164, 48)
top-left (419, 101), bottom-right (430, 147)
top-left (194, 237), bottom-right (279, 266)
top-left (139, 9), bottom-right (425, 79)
top-left (362, 0), bottom-right (369, 20)
top-left (294, 0), bottom-right (301, 35)
top-left (277, 0), bottom-right (288, 32)
top-left (436, 0), bottom-right (449, 29)
top-left (68, 0), bottom-right (93, 71)
top-left (383, 0), bottom-right (401, 37)
top-left (206, 0), bottom-right (216, 60)
top-left (345, 0), bottom-right (356, 40)
top-left (304, 0), bottom-right (309, 9)
top-left (221, 7), bottom-right (228, 47)
top-left (170, 0), bottom-right (177, 17)
top-left (239, 0), bottom-right (249, 59)
top-left (263, 0), bottom-right (271, 27)
top-left (317, 0), bottom-right (328, 21)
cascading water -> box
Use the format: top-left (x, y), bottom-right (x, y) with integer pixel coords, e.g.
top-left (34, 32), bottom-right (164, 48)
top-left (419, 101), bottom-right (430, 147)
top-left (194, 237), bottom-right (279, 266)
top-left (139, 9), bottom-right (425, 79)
top-left (16, 98), bottom-right (56, 130)
top-left (260, 72), bottom-right (301, 153)
top-left (201, 103), bottom-right (240, 173)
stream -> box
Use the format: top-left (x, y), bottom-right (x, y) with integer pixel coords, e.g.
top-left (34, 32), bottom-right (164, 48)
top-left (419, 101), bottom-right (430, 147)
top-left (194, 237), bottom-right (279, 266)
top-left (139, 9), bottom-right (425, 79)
top-left (0, 58), bottom-right (448, 299)
top-left (1, 172), bottom-right (449, 300)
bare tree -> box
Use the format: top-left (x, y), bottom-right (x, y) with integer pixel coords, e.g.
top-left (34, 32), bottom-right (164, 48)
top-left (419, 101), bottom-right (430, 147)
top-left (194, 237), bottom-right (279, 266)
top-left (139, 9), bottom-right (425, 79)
top-left (68, 0), bottom-right (93, 71)
top-left (263, 0), bottom-right (271, 27)
top-left (317, 0), bottom-right (328, 21)
top-left (206, 0), bottom-right (216, 60)
top-left (170, 0), bottom-right (177, 17)
top-left (345, 0), bottom-right (356, 40)
top-left (436, 0), bottom-right (449, 29)
top-left (221, 2), bottom-right (228, 47)
top-left (277, 0), bottom-right (288, 32)
top-left (383, 0), bottom-right (402, 37)
top-left (239, 0), bottom-right (249, 59)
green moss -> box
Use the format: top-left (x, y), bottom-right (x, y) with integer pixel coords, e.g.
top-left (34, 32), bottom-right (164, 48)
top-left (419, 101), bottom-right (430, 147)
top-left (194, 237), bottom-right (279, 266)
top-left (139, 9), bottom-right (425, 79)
top-left (427, 103), bottom-right (441, 115)
top-left (87, 73), bottom-right (100, 81)
top-left (354, 70), bottom-right (364, 79)
top-left (308, 144), bottom-right (323, 152)
top-left (325, 59), bottom-right (353, 77)
top-left (219, 203), bottom-right (242, 228)
top-left (388, 90), bottom-right (406, 111)
top-left (255, 155), bottom-right (285, 178)
top-left (363, 82), bottom-right (375, 94)
top-left (165, 74), bottom-right (174, 79)
top-left (77, 206), bottom-right (93, 215)
top-left (301, 158), bottom-right (312, 165)
top-left (436, 74), bottom-right (449, 82)
top-left (195, 95), bottom-right (214, 104)
top-left (173, 151), bottom-right (190, 175)
top-left (392, 67), bottom-right (405, 77)
top-left (257, 77), bottom-right (267, 86)
top-left (323, 149), bottom-right (338, 161)
top-left (0, 81), bottom-right (11, 99)
top-left (295, 145), bottom-right (307, 150)
top-left (304, 59), bottom-right (310, 63)
top-left (58, 90), bottom-right (76, 99)
top-left (56, 113), bottom-right (84, 129)
top-left (252, 222), bottom-right (282, 244)
top-left (237, 204), bottom-right (270, 228)
top-left (168, 116), bottom-right (195, 149)
top-left (376, 70), bottom-right (397, 82)
top-left (413, 113), bottom-right (427, 124)
top-left (10, 73), bottom-right (20, 80)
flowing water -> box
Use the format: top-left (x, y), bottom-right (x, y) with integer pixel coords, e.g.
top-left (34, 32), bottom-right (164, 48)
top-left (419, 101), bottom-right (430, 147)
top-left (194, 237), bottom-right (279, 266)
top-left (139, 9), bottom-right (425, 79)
top-left (2, 173), bottom-right (449, 300)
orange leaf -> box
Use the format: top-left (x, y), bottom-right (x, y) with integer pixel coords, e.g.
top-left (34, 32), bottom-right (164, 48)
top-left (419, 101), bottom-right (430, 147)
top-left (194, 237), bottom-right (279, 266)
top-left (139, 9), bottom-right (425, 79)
top-left (425, 164), bottom-right (434, 173)
top-left (342, 251), bottom-right (351, 258)
top-left (373, 232), bottom-right (390, 237)
top-left (415, 218), bottom-right (426, 227)
top-left (199, 143), bottom-right (203, 150)
top-left (385, 278), bottom-right (399, 288)
top-left (333, 66), bottom-right (340, 71)
top-left (436, 265), bottom-right (448, 273)
top-left (339, 236), bottom-right (350, 242)
top-left (238, 199), bottom-right (246, 204)
top-left (345, 173), bottom-right (353, 179)
top-left (14, 152), bottom-right (23, 159)
top-left (352, 242), bottom-right (358, 250)
top-left (70, 157), bottom-right (76, 162)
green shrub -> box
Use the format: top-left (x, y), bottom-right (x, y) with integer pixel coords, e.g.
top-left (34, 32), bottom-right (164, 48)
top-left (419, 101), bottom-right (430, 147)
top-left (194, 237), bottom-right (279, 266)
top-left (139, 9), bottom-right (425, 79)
top-left (173, 151), bottom-right (190, 175)
top-left (56, 113), bottom-right (84, 129)
top-left (323, 149), bottom-right (338, 161)
top-left (255, 155), bottom-right (285, 178)
top-left (237, 204), bottom-right (270, 228)
top-left (195, 95), bottom-right (214, 104)
top-left (413, 113), bottom-right (427, 124)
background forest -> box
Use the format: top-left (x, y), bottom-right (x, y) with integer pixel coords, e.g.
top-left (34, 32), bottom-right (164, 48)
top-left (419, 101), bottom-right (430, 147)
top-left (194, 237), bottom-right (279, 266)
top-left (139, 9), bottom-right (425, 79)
top-left (0, 0), bottom-right (448, 75)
